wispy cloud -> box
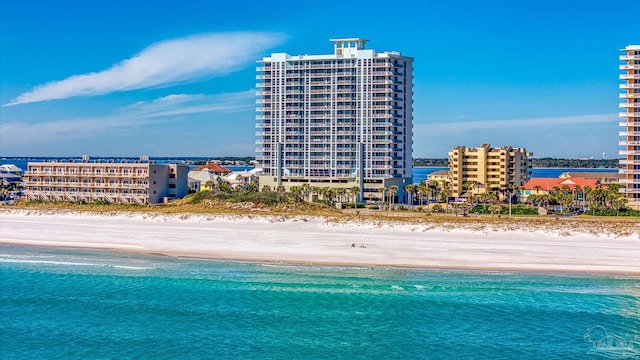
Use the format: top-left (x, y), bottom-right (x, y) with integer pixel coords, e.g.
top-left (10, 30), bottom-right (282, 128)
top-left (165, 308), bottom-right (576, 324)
top-left (121, 90), bottom-right (256, 118)
top-left (415, 113), bottom-right (616, 135)
top-left (0, 90), bottom-right (255, 147)
top-left (4, 32), bottom-right (284, 107)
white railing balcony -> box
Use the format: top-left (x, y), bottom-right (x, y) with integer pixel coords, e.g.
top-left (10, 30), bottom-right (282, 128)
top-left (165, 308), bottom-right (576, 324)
top-left (619, 169), bottom-right (640, 174)
top-left (619, 187), bottom-right (640, 194)
top-left (620, 64), bottom-right (640, 70)
top-left (620, 131), bottom-right (640, 136)
top-left (619, 150), bottom-right (640, 155)
top-left (620, 93), bottom-right (640, 98)
top-left (618, 178), bottom-right (640, 184)
top-left (620, 84), bottom-right (640, 89)
top-left (619, 74), bottom-right (639, 80)
top-left (620, 102), bottom-right (640, 108)
top-left (619, 140), bottom-right (640, 146)
top-left (620, 55), bottom-right (640, 61)
top-left (619, 121), bottom-right (639, 126)
top-left (618, 159), bottom-right (634, 165)
top-left (619, 111), bottom-right (640, 117)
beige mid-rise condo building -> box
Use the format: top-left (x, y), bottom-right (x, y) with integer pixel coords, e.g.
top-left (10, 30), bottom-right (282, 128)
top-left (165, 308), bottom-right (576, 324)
top-left (23, 156), bottom-right (188, 205)
top-left (619, 45), bottom-right (640, 204)
top-left (255, 38), bottom-right (413, 203)
top-left (448, 144), bottom-right (532, 198)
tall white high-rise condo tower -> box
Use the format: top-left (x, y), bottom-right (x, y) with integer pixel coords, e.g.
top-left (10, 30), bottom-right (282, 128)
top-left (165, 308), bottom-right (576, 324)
top-left (619, 45), bottom-right (640, 204)
top-left (255, 38), bottom-right (413, 203)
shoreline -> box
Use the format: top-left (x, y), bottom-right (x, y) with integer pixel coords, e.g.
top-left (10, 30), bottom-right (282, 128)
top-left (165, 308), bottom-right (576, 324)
top-left (5, 242), bottom-right (640, 279)
top-left (2, 208), bottom-right (639, 277)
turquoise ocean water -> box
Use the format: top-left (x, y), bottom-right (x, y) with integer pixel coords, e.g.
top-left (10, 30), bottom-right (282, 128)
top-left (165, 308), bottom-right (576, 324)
top-left (1, 245), bottom-right (639, 360)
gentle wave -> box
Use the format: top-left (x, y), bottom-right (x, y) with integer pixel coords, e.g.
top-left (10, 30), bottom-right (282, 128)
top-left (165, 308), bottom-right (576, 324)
top-left (0, 257), bottom-right (150, 270)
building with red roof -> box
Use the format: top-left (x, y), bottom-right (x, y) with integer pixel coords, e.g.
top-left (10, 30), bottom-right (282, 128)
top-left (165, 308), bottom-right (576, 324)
top-left (192, 162), bottom-right (231, 175)
top-left (520, 177), bottom-right (600, 202)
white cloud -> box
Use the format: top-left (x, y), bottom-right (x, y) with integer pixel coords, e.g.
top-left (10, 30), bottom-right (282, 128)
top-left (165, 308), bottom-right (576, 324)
top-left (122, 90), bottom-right (256, 118)
top-left (3, 32), bottom-right (284, 106)
top-left (0, 90), bottom-right (255, 147)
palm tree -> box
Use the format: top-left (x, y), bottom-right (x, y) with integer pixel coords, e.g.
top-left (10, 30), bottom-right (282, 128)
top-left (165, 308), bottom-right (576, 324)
top-left (573, 184), bottom-right (582, 208)
top-left (405, 184), bottom-right (416, 208)
top-left (218, 180), bottom-right (232, 194)
top-left (247, 182), bottom-right (258, 193)
top-left (489, 204), bottom-right (502, 218)
top-left (428, 180), bottom-right (439, 203)
top-left (532, 184), bottom-right (543, 195)
top-left (606, 183), bottom-right (622, 206)
top-left (262, 185), bottom-right (272, 192)
top-left (336, 188), bottom-right (347, 205)
top-left (611, 196), bottom-right (629, 216)
top-left (440, 184), bottom-right (452, 213)
top-left (590, 187), bottom-right (608, 207)
top-left (378, 187), bottom-right (386, 210)
top-left (310, 186), bottom-right (321, 203)
top-left (504, 184), bottom-right (518, 217)
top-left (554, 192), bottom-right (574, 213)
top-left (301, 183), bottom-right (311, 202)
top-left (350, 186), bottom-right (360, 208)
top-left (235, 174), bottom-right (245, 191)
top-left (290, 186), bottom-right (302, 202)
top-left (389, 185), bottom-right (399, 210)
top-left (583, 185), bottom-right (593, 209)
top-left (416, 181), bottom-right (427, 206)
top-left (326, 187), bottom-right (337, 206)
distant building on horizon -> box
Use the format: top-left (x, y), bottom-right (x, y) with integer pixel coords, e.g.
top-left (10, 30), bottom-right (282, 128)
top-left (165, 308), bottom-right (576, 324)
top-left (448, 143), bottom-right (532, 198)
top-left (619, 44), bottom-right (640, 206)
top-left (23, 156), bottom-right (188, 205)
top-left (254, 38), bottom-right (413, 203)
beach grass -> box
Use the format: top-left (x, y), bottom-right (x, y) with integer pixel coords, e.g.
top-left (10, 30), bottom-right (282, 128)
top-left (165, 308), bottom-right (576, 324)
top-left (8, 199), bottom-right (640, 238)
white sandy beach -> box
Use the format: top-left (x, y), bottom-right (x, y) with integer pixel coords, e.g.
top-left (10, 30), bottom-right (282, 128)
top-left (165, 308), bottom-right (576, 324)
top-left (1, 209), bottom-right (639, 276)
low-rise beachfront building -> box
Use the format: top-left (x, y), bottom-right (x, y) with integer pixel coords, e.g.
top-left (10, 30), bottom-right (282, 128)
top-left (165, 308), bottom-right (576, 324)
top-left (519, 177), bottom-right (599, 203)
top-left (187, 163), bottom-right (232, 192)
top-left (255, 38), bottom-right (414, 204)
top-left (23, 156), bottom-right (188, 205)
top-left (188, 167), bottom-right (260, 192)
top-left (0, 164), bottom-right (23, 176)
top-left (188, 169), bottom-right (221, 192)
top-left (192, 162), bottom-right (232, 175)
top-left (558, 171), bottom-right (622, 185)
top-left (0, 172), bottom-right (22, 187)
top-left (426, 170), bottom-right (450, 185)
top-left (448, 143), bottom-right (532, 198)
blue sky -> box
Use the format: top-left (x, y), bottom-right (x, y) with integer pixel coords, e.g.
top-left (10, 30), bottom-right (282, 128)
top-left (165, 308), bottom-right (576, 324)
top-left (1, 0), bottom-right (638, 158)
